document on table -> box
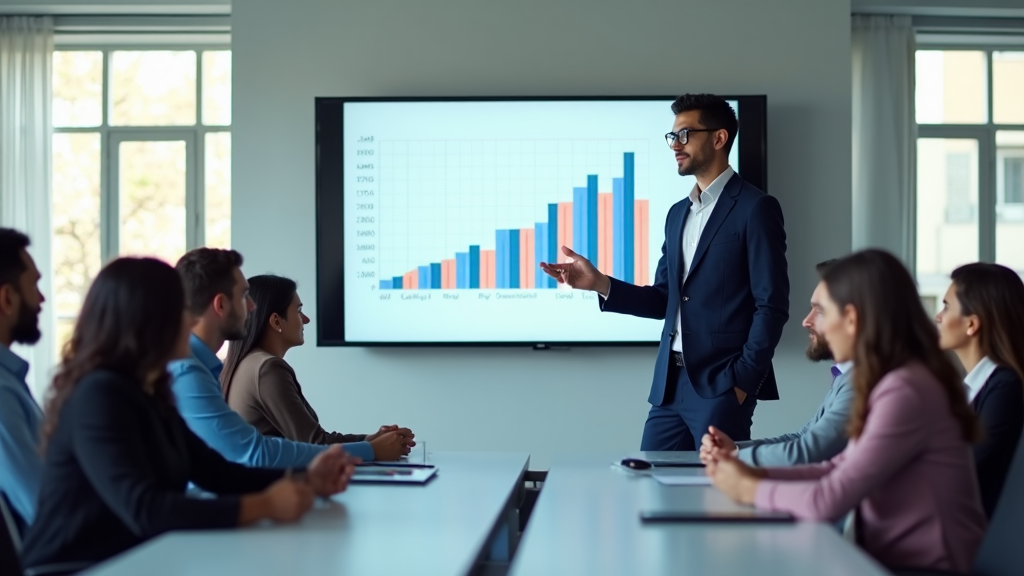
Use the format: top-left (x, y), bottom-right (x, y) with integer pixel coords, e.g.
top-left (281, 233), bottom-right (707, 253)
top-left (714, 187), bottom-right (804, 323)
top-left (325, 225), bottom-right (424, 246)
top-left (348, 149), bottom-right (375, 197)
top-left (652, 474), bottom-right (713, 486)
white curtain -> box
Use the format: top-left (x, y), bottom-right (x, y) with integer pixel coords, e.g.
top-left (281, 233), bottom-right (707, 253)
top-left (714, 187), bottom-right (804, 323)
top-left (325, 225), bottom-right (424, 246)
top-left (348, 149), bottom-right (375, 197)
top-left (0, 16), bottom-right (54, 400)
top-left (851, 15), bottom-right (916, 266)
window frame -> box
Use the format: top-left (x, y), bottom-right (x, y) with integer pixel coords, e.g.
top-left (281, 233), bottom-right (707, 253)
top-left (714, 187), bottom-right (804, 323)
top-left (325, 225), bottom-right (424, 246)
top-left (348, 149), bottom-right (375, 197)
top-left (52, 44), bottom-right (231, 265)
top-left (915, 43), bottom-right (1024, 263)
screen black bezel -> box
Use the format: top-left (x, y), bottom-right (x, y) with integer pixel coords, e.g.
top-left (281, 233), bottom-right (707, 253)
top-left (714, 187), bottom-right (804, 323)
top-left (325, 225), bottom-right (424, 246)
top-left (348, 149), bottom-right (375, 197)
top-left (315, 95), bottom-right (768, 347)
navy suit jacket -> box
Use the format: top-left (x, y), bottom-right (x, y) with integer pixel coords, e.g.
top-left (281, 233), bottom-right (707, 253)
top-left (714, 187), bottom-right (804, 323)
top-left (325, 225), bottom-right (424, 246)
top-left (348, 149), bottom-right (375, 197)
top-left (601, 173), bottom-right (789, 405)
top-left (971, 366), bottom-right (1023, 518)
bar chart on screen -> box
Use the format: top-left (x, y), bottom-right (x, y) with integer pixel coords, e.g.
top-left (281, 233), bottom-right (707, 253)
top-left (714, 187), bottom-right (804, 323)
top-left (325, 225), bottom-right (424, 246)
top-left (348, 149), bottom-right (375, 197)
top-left (375, 150), bottom-right (651, 292)
top-left (343, 130), bottom-right (665, 298)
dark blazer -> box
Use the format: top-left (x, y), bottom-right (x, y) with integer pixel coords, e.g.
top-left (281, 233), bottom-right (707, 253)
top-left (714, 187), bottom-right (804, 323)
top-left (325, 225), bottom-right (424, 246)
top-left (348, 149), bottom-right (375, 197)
top-left (21, 369), bottom-right (285, 572)
top-left (972, 366), bottom-right (1024, 518)
top-left (602, 173), bottom-right (789, 404)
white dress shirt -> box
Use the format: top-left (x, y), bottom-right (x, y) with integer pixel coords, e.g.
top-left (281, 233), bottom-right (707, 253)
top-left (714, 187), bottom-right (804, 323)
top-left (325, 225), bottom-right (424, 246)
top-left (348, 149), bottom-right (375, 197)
top-left (671, 166), bottom-right (735, 352)
top-left (964, 355), bottom-right (999, 403)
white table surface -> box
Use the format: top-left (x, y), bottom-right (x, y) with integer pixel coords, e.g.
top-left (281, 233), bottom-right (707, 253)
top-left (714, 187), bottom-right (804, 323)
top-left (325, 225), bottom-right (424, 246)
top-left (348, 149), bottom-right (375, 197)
top-left (83, 451), bottom-right (530, 576)
top-left (509, 453), bottom-right (893, 576)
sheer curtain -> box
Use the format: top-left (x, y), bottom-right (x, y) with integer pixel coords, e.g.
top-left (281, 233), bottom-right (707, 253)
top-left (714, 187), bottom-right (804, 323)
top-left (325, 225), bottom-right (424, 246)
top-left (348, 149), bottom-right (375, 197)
top-left (0, 16), bottom-right (54, 399)
top-left (851, 15), bottom-right (916, 266)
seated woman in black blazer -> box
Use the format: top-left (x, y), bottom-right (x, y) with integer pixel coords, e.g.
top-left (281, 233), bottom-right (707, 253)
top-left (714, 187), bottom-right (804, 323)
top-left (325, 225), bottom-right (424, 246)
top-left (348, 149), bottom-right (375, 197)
top-left (20, 257), bottom-right (356, 575)
top-left (936, 262), bottom-right (1024, 518)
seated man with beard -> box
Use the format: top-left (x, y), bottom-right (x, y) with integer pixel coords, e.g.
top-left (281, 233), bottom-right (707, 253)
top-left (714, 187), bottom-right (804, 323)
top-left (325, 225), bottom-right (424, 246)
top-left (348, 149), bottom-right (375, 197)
top-left (700, 260), bottom-right (854, 466)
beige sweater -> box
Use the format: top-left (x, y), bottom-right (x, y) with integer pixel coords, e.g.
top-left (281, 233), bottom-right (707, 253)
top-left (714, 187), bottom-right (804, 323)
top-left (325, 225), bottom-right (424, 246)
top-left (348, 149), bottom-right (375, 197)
top-left (224, 350), bottom-right (366, 445)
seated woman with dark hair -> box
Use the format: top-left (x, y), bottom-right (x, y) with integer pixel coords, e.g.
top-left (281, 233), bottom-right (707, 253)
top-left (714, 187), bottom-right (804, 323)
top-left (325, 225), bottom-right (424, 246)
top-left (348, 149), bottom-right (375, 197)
top-left (936, 262), bottom-right (1024, 518)
top-left (20, 258), bottom-right (355, 575)
top-left (704, 249), bottom-right (986, 573)
top-left (221, 275), bottom-right (414, 461)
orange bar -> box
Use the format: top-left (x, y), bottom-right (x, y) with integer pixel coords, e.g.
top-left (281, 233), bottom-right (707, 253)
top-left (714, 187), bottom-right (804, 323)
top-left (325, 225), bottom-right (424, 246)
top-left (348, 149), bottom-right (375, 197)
top-left (519, 228), bottom-right (535, 289)
top-left (448, 259), bottom-right (458, 288)
top-left (598, 193), bottom-right (613, 275)
top-left (404, 270), bottom-right (418, 290)
top-left (557, 202), bottom-right (573, 263)
top-left (634, 200), bottom-right (650, 285)
top-left (481, 250), bottom-right (496, 289)
top-left (441, 259), bottom-right (455, 289)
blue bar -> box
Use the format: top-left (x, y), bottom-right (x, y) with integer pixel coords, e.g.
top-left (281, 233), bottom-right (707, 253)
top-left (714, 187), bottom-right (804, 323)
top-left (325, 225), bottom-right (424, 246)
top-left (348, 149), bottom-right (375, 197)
top-left (496, 230), bottom-right (509, 289)
top-left (534, 223), bottom-right (547, 288)
top-left (573, 187), bottom-right (588, 259)
top-left (456, 252), bottom-right (469, 289)
top-left (393, 276), bottom-right (403, 289)
top-left (469, 245), bottom-right (480, 289)
top-left (430, 263), bottom-right (441, 289)
top-left (587, 174), bottom-right (598, 263)
top-left (547, 203), bottom-right (558, 263)
top-left (418, 265), bottom-right (431, 289)
top-left (379, 280), bottom-right (393, 290)
top-left (623, 152), bottom-right (635, 283)
top-left (613, 177), bottom-right (625, 279)
top-left (508, 229), bottom-right (520, 289)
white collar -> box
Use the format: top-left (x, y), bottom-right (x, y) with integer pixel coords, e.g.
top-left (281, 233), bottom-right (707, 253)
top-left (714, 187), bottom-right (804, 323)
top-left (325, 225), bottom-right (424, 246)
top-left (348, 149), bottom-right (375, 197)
top-left (835, 361), bottom-right (854, 375)
top-left (689, 166), bottom-right (735, 208)
top-left (964, 356), bottom-right (999, 402)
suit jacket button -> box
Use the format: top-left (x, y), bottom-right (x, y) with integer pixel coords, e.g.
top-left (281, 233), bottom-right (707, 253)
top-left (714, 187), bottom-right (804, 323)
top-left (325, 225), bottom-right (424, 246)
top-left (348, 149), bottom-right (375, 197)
top-left (682, 296), bottom-right (689, 301)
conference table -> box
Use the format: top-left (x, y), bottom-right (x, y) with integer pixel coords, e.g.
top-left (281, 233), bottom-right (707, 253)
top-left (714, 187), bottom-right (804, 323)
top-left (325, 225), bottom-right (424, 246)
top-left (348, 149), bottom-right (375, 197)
top-left (509, 453), bottom-right (893, 576)
top-left (83, 451), bottom-right (530, 576)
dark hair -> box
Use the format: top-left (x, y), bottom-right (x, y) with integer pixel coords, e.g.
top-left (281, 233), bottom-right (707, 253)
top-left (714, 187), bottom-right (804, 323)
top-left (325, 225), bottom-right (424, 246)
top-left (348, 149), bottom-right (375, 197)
top-left (175, 248), bottom-right (244, 316)
top-left (670, 94), bottom-right (739, 154)
top-left (822, 249), bottom-right (977, 441)
top-left (42, 258), bottom-right (185, 451)
top-left (220, 274), bottom-right (298, 397)
top-left (950, 263), bottom-right (1024, 385)
top-left (815, 259), bottom-right (838, 275)
top-left (0, 228), bottom-right (30, 290)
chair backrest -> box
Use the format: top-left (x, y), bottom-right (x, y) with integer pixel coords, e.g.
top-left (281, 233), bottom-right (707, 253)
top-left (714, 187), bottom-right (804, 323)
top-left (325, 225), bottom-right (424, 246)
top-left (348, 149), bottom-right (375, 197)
top-left (0, 494), bottom-right (24, 576)
top-left (973, 432), bottom-right (1024, 576)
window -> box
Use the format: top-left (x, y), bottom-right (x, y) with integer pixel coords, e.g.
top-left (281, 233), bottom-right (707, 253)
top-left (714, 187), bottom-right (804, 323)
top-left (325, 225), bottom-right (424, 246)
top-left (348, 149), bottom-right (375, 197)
top-left (915, 48), bottom-right (1024, 305)
top-left (52, 48), bottom-right (232, 355)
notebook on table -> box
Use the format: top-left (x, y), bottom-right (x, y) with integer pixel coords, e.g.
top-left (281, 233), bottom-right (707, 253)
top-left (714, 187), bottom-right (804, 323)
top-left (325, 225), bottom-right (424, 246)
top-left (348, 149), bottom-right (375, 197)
top-left (351, 464), bottom-right (438, 484)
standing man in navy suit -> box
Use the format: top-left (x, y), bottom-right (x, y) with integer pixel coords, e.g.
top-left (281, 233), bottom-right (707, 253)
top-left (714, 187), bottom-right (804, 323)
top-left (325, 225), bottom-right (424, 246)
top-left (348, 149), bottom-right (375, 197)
top-left (541, 94), bottom-right (789, 450)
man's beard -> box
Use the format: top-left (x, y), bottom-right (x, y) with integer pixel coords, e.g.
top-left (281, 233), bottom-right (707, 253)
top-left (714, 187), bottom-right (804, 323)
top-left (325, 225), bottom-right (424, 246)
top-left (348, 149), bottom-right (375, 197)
top-left (805, 330), bottom-right (833, 362)
top-left (678, 139), bottom-right (714, 177)
top-left (11, 300), bottom-right (41, 345)
top-left (222, 307), bottom-right (247, 341)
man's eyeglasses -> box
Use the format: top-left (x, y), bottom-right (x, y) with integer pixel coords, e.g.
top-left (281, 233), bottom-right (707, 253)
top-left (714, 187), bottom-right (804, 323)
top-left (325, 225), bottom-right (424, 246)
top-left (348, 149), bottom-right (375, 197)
top-left (665, 128), bottom-right (715, 147)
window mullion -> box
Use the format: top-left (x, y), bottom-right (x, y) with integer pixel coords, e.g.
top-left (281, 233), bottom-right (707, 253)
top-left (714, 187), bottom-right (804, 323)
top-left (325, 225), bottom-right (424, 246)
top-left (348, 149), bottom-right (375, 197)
top-left (980, 50), bottom-right (996, 262)
top-left (99, 49), bottom-right (116, 264)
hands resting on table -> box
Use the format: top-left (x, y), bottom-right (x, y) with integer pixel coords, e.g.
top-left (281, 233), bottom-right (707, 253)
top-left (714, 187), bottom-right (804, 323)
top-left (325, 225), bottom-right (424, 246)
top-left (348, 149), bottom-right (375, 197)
top-left (367, 425), bottom-right (417, 461)
top-left (239, 444), bottom-right (359, 525)
top-left (700, 426), bottom-right (766, 506)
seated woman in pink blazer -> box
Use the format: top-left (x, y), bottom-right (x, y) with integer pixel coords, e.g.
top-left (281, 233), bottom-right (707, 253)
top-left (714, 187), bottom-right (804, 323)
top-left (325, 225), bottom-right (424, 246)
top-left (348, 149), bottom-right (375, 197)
top-left (706, 249), bottom-right (986, 573)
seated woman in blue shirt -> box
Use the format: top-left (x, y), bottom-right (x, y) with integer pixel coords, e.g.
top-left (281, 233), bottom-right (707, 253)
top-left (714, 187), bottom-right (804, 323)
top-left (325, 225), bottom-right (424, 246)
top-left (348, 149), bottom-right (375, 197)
top-left (221, 275), bottom-right (414, 461)
top-left (21, 258), bottom-right (356, 575)
top-left (936, 262), bottom-right (1024, 518)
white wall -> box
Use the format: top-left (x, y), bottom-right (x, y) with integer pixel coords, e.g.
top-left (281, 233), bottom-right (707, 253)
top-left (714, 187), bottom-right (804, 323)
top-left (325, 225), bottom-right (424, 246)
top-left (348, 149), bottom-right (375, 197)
top-left (232, 0), bottom-right (852, 470)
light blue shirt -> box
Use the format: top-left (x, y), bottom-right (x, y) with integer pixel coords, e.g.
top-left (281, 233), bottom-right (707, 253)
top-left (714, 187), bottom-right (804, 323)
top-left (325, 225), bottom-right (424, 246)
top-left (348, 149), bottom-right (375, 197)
top-left (0, 344), bottom-right (42, 525)
top-left (170, 335), bottom-right (374, 467)
top-left (736, 362), bottom-right (855, 466)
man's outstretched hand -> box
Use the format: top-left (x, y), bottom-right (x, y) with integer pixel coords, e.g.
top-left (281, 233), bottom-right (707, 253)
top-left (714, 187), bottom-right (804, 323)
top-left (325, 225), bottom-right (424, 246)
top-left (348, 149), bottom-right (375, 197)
top-left (539, 246), bottom-right (610, 295)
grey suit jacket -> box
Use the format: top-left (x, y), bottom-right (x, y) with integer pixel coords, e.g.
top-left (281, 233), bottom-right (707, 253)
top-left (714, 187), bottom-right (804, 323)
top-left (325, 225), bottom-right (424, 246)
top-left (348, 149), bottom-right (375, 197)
top-left (736, 368), bottom-right (854, 466)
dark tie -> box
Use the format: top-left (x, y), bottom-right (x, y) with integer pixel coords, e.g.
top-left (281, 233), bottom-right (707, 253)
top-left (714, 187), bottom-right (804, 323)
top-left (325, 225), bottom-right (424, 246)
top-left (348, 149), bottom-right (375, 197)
top-left (831, 366), bottom-right (842, 381)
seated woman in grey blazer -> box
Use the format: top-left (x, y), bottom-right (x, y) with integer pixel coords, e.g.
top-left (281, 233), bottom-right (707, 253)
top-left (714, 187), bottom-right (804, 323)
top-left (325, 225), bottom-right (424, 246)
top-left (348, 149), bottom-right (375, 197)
top-left (936, 262), bottom-right (1024, 518)
top-left (221, 275), bottom-right (414, 461)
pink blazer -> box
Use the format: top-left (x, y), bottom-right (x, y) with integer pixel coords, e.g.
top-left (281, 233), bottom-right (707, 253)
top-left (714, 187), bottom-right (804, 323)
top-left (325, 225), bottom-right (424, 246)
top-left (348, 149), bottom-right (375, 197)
top-left (755, 363), bottom-right (987, 572)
